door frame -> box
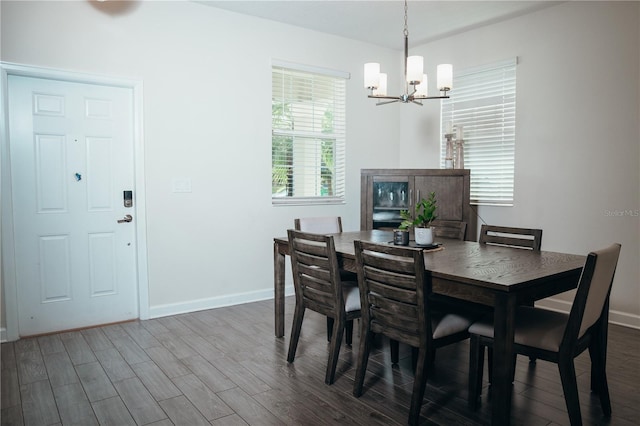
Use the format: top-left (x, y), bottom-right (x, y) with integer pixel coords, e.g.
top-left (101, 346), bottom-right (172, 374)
top-left (0, 62), bottom-right (149, 341)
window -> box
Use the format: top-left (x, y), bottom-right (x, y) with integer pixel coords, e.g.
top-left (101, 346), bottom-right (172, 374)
top-left (441, 58), bottom-right (517, 205)
top-left (272, 61), bottom-right (348, 205)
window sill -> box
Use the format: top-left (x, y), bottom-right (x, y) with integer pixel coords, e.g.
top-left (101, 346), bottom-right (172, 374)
top-left (272, 197), bottom-right (345, 207)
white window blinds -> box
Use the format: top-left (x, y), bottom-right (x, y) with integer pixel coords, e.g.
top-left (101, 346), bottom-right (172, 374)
top-left (272, 61), bottom-right (348, 205)
top-left (441, 58), bottom-right (517, 205)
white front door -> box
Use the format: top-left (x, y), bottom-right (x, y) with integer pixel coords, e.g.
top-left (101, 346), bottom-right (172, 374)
top-left (7, 75), bottom-right (138, 336)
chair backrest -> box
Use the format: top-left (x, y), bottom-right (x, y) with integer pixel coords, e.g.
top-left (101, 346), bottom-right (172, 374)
top-left (565, 243), bottom-right (621, 342)
top-left (431, 220), bottom-right (467, 241)
top-left (294, 217), bottom-right (343, 234)
top-left (479, 224), bottom-right (542, 251)
top-left (354, 241), bottom-right (428, 349)
top-left (287, 229), bottom-right (343, 318)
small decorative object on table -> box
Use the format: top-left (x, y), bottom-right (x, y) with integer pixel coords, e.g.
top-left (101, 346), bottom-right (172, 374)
top-left (393, 229), bottom-right (410, 246)
top-left (399, 191), bottom-right (438, 245)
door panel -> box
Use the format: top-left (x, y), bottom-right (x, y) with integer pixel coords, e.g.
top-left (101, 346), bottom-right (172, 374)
top-left (8, 75), bottom-right (138, 336)
top-left (414, 176), bottom-right (464, 221)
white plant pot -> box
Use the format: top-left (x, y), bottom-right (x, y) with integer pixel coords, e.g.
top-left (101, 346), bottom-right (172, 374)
top-left (414, 227), bottom-right (434, 245)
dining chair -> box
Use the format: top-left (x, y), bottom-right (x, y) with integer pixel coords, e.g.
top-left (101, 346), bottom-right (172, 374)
top-left (286, 229), bottom-right (361, 385)
top-left (294, 216), bottom-right (355, 343)
top-left (430, 220), bottom-right (467, 241)
top-left (468, 243), bottom-right (621, 425)
top-left (389, 219), bottom-right (468, 364)
top-left (294, 216), bottom-right (342, 234)
top-left (479, 224), bottom-right (543, 251)
top-left (352, 241), bottom-right (475, 425)
top-left (479, 224), bottom-right (544, 370)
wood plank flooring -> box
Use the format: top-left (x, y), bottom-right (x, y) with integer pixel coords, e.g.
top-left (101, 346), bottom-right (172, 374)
top-left (2, 297), bottom-right (639, 425)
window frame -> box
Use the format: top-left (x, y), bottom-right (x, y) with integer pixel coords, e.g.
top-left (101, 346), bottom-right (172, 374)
top-left (271, 60), bottom-right (349, 206)
top-left (440, 58), bottom-right (517, 206)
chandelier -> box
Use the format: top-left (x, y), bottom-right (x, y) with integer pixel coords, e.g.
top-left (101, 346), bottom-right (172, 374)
top-left (364, 0), bottom-right (453, 106)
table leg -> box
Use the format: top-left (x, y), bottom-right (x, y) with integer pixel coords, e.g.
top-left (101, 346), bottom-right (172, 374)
top-left (491, 293), bottom-right (517, 425)
top-left (274, 241), bottom-right (286, 338)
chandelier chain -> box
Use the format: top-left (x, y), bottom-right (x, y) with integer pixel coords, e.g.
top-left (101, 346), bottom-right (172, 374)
top-left (403, 0), bottom-right (408, 37)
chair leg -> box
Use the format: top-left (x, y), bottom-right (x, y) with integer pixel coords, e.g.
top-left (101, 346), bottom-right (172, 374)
top-left (468, 335), bottom-right (484, 410)
top-left (427, 347), bottom-right (436, 367)
top-left (487, 347), bottom-right (493, 383)
top-left (390, 339), bottom-right (400, 364)
top-left (558, 357), bottom-right (582, 426)
top-left (589, 344), bottom-right (599, 393)
top-left (326, 317), bottom-right (334, 342)
top-left (589, 340), bottom-right (612, 416)
top-left (287, 304), bottom-right (305, 363)
top-left (353, 329), bottom-right (374, 397)
top-left (345, 320), bottom-right (354, 346)
top-left (408, 347), bottom-right (429, 426)
top-left (325, 316), bottom-right (345, 385)
top-left (411, 346), bottom-right (419, 371)
top-left (595, 363), bottom-right (612, 418)
top-left (524, 300), bottom-right (537, 364)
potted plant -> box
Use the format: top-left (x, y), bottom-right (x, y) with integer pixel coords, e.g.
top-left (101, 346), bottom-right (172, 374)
top-left (399, 191), bottom-right (438, 245)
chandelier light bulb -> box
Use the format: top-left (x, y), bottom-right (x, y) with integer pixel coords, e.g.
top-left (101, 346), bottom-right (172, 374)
top-left (364, 63), bottom-right (381, 89)
top-left (373, 73), bottom-right (388, 96)
top-left (415, 74), bottom-right (428, 97)
top-left (437, 64), bottom-right (453, 91)
top-left (406, 56), bottom-right (424, 84)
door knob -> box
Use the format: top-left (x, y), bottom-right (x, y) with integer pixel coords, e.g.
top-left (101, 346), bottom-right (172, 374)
top-left (117, 214), bottom-right (133, 223)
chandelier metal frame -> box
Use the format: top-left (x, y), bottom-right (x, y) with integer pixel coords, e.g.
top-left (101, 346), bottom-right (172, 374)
top-left (365, 0), bottom-right (452, 106)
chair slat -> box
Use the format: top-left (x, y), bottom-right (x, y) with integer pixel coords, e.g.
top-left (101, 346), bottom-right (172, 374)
top-left (370, 306), bottom-right (420, 334)
top-left (364, 265), bottom-right (417, 291)
top-left (361, 251), bottom-right (417, 275)
top-left (479, 225), bottom-right (542, 251)
top-left (368, 280), bottom-right (418, 305)
top-left (431, 220), bottom-right (467, 241)
top-left (371, 320), bottom-right (421, 347)
top-left (300, 274), bottom-right (332, 294)
top-left (294, 243), bottom-right (331, 260)
top-left (295, 216), bottom-right (343, 234)
top-left (298, 263), bottom-right (331, 282)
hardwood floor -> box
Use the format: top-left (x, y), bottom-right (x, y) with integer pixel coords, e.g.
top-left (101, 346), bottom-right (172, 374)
top-left (2, 297), bottom-right (639, 425)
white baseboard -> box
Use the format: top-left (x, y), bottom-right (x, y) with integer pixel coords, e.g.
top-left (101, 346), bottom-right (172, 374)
top-left (5, 290), bottom-right (635, 338)
top-left (144, 291), bottom-right (640, 329)
top-left (536, 298), bottom-right (640, 330)
top-left (148, 285), bottom-right (296, 319)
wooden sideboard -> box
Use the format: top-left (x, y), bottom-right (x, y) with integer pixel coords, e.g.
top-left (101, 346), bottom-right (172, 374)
top-left (360, 169), bottom-right (477, 241)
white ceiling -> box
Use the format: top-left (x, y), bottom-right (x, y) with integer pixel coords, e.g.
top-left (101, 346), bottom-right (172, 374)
top-left (196, 1), bottom-right (562, 50)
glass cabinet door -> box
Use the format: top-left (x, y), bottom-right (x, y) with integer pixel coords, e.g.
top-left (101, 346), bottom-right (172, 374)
top-left (371, 177), bottom-right (412, 229)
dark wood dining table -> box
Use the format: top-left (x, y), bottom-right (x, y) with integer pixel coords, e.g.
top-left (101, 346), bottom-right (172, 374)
top-left (273, 230), bottom-right (586, 425)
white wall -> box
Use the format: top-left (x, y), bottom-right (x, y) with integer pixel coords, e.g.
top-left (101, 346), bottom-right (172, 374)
top-left (402, 1), bottom-right (640, 326)
top-left (0, 0), bottom-right (400, 321)
top-left (1, 1), bottom-right (638, 329)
